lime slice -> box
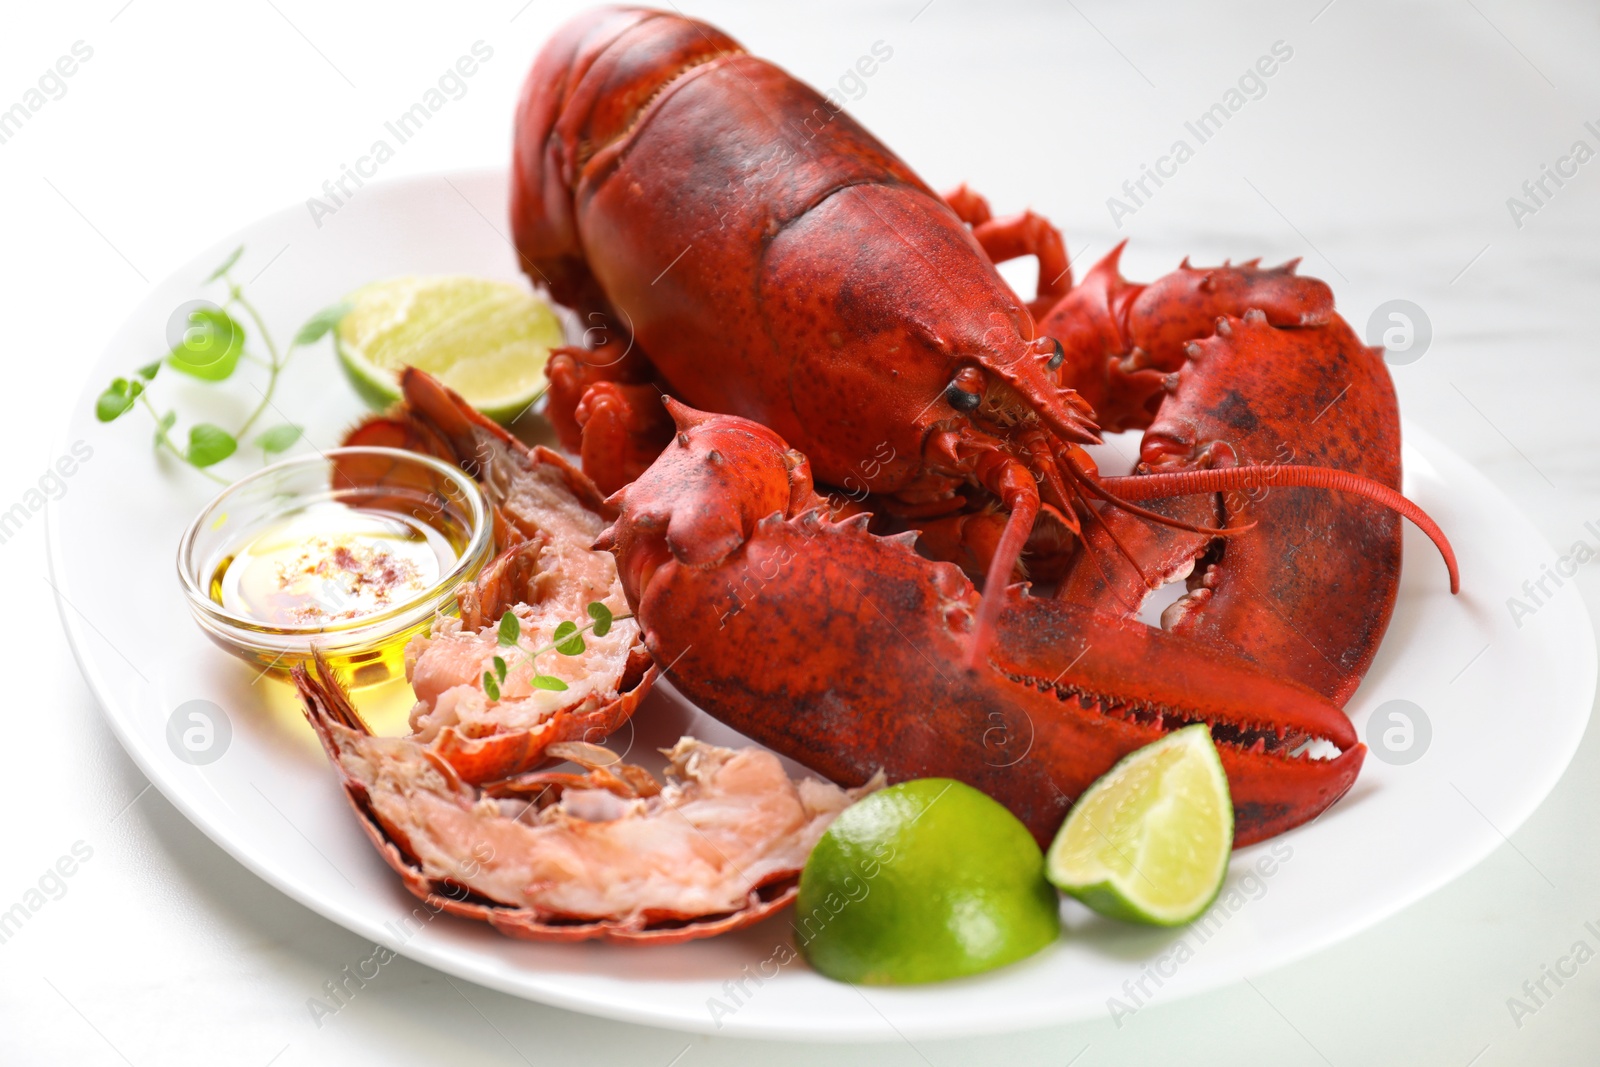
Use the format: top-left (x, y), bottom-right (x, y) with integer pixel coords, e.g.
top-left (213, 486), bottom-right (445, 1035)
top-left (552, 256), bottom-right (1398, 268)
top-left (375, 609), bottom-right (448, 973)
top-left (797, 779), bottom-right (1059, 985)
top-left (1046, 724), bottom-right (1233, 926)
top-left (334, 276), bottom-right (565, 424)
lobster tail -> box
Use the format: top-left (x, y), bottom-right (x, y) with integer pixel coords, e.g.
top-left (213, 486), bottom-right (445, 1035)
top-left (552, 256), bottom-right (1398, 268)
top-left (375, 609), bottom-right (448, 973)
top-left (294, 652), bottom-right (844, 945)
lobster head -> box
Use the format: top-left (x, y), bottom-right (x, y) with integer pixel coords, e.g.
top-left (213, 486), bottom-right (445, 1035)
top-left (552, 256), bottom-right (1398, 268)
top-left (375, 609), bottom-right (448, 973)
top-left (757, 179), bottom-right (1102, 504)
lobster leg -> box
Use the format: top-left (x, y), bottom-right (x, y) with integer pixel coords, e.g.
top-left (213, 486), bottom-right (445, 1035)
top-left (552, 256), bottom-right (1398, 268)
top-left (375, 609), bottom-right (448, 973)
top-left (1043, 252), bottom-right (1413, 705)
top-left (544, 337), bottom-right (674, 496)
top-left (601, 404), bottom-right (1367, 848)
top-left (941, 183), bottom-right (994, 226)
top-left (570, 379), bottom-right (675, 496)
top-left (922, 423), bottom-right (1090, 666)
top-left (900, 509), bottom-right (1009, 584)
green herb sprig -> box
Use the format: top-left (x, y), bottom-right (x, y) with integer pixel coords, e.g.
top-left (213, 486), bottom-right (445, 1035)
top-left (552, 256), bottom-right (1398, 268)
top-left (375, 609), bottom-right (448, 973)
top-left (480, 602), bottom-right (630, 699)
top-left (94, 245), bottom-right (350, 482)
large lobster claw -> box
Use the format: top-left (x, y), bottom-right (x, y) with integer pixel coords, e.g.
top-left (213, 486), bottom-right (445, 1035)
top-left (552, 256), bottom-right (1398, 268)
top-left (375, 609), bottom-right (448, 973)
top-left (603, 404), bottom-right (1364, 847)
top-left (989, 597), bottom-right (1363, 845)
top-left (1041, 251), bottom-right (1457, 707)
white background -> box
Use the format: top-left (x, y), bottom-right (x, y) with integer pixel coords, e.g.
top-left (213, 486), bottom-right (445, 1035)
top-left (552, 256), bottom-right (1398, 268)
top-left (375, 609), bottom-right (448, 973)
top-left (3, 0), bottom-right (1599, 1063)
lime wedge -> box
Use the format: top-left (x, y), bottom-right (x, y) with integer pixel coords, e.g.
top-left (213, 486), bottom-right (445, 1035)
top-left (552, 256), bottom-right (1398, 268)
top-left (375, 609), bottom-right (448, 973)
top-left (334, 276), bottom-right (564, 424)
top-left (1046, 724), bottom-right (1233, 926)
top-left (797, 779), bottom-right (1059, 984)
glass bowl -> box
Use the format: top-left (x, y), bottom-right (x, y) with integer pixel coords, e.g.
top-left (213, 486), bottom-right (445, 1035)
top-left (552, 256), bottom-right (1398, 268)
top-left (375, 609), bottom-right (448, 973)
top-left (177, 447), bottom-right (493, 688)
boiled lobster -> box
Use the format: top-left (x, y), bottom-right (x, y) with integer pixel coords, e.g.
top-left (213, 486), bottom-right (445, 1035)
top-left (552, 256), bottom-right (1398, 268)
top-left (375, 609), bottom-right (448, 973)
top-left (502, 7), bottom-right (1459, 846)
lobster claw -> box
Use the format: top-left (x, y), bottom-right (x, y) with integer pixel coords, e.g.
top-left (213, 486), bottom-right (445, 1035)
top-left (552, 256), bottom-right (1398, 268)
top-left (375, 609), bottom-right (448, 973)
top-left (606, 404), bottom-right (1367, 850)
top-left (989, 597), bottom-right (1365, 846)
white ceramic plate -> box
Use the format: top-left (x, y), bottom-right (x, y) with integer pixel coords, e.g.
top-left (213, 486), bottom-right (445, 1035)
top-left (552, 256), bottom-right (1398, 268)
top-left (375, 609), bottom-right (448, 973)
top-left (50, 170), bottom-right (1596, 1040)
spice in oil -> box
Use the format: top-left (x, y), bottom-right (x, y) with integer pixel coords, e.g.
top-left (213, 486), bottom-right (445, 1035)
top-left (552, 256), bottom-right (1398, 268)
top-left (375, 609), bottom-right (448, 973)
top-left (209, 500), bottom-right (460, 629)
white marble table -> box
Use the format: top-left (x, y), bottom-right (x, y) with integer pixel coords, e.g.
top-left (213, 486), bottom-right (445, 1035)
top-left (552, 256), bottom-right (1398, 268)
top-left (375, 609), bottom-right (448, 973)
top-left (3, 0), bottom-right (1597, 1062)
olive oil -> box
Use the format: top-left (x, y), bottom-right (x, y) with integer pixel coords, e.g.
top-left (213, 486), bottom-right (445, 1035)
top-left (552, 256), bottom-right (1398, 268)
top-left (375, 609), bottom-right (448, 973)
top-left (208, 499), bottom-right (466, 687)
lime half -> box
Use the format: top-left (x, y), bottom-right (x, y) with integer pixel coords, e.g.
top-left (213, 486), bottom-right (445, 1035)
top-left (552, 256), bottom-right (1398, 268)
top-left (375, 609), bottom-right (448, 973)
top-left (797, 779), bottom-right (1060, 985)
top-left (335, 275), bottom-right (564, 423)
top-left (1046, 724), bottom-right (1233, 926)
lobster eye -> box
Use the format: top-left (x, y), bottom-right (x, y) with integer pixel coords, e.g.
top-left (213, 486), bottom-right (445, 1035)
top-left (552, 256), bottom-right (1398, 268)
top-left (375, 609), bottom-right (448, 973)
top-left (945, 367), bottom-right (985, 413)
top-left (945, 378), bottom-right (981, 412)
top-left (1046, 338), bottom-right (1064, 372)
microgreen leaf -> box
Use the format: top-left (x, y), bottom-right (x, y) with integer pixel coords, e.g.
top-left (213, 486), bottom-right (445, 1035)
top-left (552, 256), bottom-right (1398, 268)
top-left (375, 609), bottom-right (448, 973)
top-left (497, 610), bottom-right (521, 646)
top-left (168, 307), bottom-right (243, 381)
top-left (253, 423), bottom-right (301, 454)
top-left (492, 655), bottom-right (508, 684)
top-left (482, 671), bottom-right (501, 701)
top-left (95, 378), bottom-right (142, 422)
top-left (586, 601), bottom-right (613, 637)
top-left (98, 254), bottom-right (317, 485)
top-left (531, 674), bottom-right (569, 691)
top-left (294, 301), bottom-right (351, 346)
top-left (552, 620), bottom-right (584, 656)
top-left (186, 423), bottom-right (237, 467)
top-left (206, 245), bottom-right (244, 282)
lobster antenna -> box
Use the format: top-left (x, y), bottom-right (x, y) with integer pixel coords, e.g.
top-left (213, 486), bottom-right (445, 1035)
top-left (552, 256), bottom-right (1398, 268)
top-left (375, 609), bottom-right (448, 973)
top-left (1058, 450), bottom-right (1250, 539)
top-left (1066, 478), bottom-right (1154, 612)
top-left (1096, 464), bottom-right (1460, 593)
top-left (1022, 441), bottom-right (1150, 610)
top-left (1039, 430), bottom-right (1251, 588)
top-left (1045, 436), bottom-right (1236, 539)
top-left (964, 491), bottom-right (1037, 672)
